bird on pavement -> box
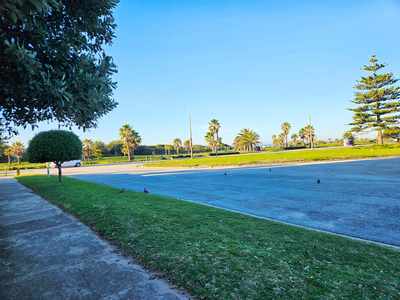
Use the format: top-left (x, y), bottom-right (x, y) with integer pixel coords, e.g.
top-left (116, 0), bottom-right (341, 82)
top-left (224, 173), bottom-right (226, 175)
top-left (120, 188), bottom-right (125, 193)
top-left (269, 169), bottom-right (271, 171)
top-left (317, 179), bottom-right (320, 184)
top-left (144, 188), bottom-right (149, 193)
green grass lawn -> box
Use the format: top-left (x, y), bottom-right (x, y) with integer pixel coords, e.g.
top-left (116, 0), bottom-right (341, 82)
top-left (145, 146), bottom-right (400, 168)
top-left (17, 175), bottom-right (400, 300)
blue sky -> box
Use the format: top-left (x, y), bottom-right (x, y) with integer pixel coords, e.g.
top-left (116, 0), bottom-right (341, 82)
top-left (8, 0), bottom-right (400, 147)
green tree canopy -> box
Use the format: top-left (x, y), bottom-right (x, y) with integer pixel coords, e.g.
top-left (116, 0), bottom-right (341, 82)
top-left (0, 0), bottom-right (119, 136)
top-left (27, 130), bottom-right (82, 182)
top-left (348, 55), bottom-right (400, 144)
top-left (343, 131), bottom-right (354, 138)
top-left (92, 140), bottom-right (109, 156)
top-left (106, 140), bottom-right (124, 156)
top-left (382, 126), bottom-right (400, 140)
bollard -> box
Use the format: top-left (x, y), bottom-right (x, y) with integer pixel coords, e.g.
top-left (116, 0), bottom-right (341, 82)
top-left (16, 169), bottom-right (20, 176)
top-left (171, 157), bottom-right (173, 162)
top-left (4, 165), bottom-right (7, 176)
top-left (371, 148), bottom-right (373, 154)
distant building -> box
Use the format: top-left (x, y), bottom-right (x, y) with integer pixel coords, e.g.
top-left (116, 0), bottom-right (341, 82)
top-left (343, 137), bottom-right (355, 146)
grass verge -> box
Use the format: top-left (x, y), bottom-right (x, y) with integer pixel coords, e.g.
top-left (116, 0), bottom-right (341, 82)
top-left (144, 146), bottom-right (400, 168)
top-left (17, 175), bottom-right (400, 299)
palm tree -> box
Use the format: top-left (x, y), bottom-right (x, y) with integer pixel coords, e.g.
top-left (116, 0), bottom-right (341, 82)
top-left (119, 124), bottom-right (141, 161)
top-left (11, 141), bottom-right (25, 165)
top-left (208, 119), bottom-right (221, 153)
top-left (173, 138), bottom-right (182, 155)
top-left (4, 147), bottom-right (13, 165)
top-left (277, 133), bottom-right (285, 147)
top-left (184, 140), bottom-right (191, 153)
top-left (95, 149), bottom-right (102, 161)
top-left (82, 139), bottom-right (92, 160)
top-left (298, 128), bottom-right (306, 146)
top-left (165, 144), bottom-right (173, 155)
top-left (304, 125), bottom-right (315, 148)
top-left (204, 132), bottom-right (214, 152)
top-left (217, 137), bottom-right (223, 151)
top-left (271, 135), bottom-right (277, 147)
top-left (281, 122), bottom-right (291, 147)
top-left (291, 134), bottom-right (298, 146)
top-left (208, 119), bottom-right (221, 135)
top-left (235, 129), bottom-right (260, 151)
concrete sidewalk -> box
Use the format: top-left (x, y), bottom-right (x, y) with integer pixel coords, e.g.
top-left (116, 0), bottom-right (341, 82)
top-left (0, 177), bottom-right (188, 300)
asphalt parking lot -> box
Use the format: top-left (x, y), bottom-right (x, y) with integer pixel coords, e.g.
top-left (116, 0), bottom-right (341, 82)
top-left (48, 157), bottom-right (400, 247)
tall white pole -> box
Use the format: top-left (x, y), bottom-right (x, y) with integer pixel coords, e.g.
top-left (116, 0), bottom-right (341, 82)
top-left (184, 106), bottom-right (193, 159)
top-left (303, 112), bottom-right (313, 149)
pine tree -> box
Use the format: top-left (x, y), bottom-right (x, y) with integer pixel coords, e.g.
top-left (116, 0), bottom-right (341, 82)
top-left (348, 55), bottom-right (400, 144)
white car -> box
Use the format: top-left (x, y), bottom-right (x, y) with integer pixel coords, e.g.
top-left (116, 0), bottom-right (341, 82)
top-left (50, 160), bottom-right (82, 168)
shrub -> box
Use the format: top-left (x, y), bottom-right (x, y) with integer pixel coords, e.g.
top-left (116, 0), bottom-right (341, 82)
top-left (209, 151), bottom-right (240, 156)
top-left (27, 130), bottom-right (82, 182)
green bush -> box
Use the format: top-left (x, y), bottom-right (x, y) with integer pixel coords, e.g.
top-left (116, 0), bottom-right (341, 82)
top-left (209, 151), bottom-right (240, 156)
top-left (283, 146), bottom-right (307, 150)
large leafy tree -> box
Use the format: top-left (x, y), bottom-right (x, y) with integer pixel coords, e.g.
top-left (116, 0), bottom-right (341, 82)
top-left (281, 122), bottom-right (291, 147)
top-left (348, 55), bottom-right (400, 145)
top-left (383, 126), bottom-right (400, 140)
top-left (173, 138), bottom-right (182, 155)
top-left (106, 140), bottom-right (124, 156)
top-left (119, 124), bottom-right (141, 161)
top-left (0, 0), bottom-right (119, 136)
top-left (27, 130), bottom-right (82, 182)
top-left (11, 141), bottom-right (25, 165)
top-left (92, 140), bottom-right (109, 156)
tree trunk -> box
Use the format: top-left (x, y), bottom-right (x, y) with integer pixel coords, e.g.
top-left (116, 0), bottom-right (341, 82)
top-left (176, 148), bottom-right (179, 155)
top-left (17, 156), bottom-right (21, 165)
top-left (127, 143), bottom-right (131, 161)
top-left (57, 163), bottom-right (63, 183)
top-left (378, 126), bottom-right (383, 145)
top-left (132, 149), bottom-right (135, 160)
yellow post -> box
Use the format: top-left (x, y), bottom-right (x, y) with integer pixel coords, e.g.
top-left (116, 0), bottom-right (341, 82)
top-left (16, 169), bottom-right (20, 176)
top-left (171, 157), bottom-right (174, 162)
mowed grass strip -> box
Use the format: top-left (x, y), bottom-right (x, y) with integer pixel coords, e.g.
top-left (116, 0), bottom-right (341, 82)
top-left (17, 176), bottom-right (400, 300)
top-left (144, 146), bottom-right (400, 168)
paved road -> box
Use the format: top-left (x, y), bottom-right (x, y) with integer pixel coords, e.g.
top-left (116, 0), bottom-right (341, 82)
top-left (14, 157), bottom-right (400, 247)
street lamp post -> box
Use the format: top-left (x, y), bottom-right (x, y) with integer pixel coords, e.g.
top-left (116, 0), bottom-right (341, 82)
top-left (184, 106), bottom-right (193, 159)
top-left (302, 112), bottom-right (313, 149)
